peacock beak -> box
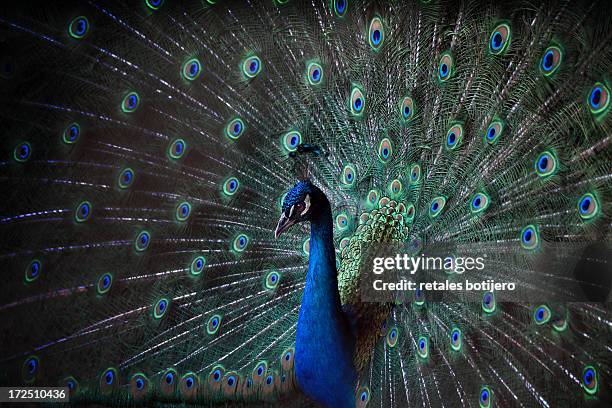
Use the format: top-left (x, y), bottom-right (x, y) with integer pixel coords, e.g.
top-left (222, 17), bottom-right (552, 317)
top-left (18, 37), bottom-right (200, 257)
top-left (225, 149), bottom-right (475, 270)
top-left (274, 212), bottom-right (297, 239)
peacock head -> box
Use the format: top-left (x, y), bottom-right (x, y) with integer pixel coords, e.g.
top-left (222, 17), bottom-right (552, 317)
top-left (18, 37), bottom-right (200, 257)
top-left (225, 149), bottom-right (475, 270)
top-left (275, 180), bottom-right (326, 239)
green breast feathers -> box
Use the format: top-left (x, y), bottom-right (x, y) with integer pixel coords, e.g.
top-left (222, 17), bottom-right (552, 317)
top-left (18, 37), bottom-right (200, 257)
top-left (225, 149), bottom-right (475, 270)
top-left (338, 197), bottom-right (412, 371)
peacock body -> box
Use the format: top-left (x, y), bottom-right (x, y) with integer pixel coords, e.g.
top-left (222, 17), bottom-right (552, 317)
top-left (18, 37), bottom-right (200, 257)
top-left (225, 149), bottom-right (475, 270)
top-left (0, 0), bottom-right (611, 407)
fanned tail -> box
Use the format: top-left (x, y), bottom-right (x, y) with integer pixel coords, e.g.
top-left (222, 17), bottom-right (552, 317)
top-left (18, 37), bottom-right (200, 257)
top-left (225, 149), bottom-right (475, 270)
top-left (0, 0), bottom-right (611, 407)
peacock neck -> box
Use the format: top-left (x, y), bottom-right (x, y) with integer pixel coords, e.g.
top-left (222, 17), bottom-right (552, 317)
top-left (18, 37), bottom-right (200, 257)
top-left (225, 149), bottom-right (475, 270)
top-left (306, 202), bottom-right (341, 304)
top-left (295, 199), bottom-right (356, 408)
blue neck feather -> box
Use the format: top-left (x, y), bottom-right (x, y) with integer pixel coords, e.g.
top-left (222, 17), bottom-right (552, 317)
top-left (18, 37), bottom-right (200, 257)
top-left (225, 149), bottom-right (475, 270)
top-left (295, 200), bottom-right (356, 408)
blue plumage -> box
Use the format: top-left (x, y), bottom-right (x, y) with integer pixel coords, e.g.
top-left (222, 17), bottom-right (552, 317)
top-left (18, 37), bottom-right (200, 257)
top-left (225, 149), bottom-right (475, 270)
top-left (281, 183), bottom-right (357, 407)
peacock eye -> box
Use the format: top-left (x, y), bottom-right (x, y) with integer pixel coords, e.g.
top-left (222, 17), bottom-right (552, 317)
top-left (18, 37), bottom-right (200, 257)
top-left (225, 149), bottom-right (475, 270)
top-left (400, 96), bottom-right (415, 123)
top-left (307, 62), bottom-right (323, 85)
top-left (470, 192), bottom-right (490, 213)
top-left (588, 82), bottom-right (609, 114)
top-left (121, 91), bottom-right (140, 113)
top-left (450, 327), bottom-right (462, 351)
top-left (242, 55), bottom-right (262, 78)
top-left (69, 16), bottom-right (90, 39)
top-left (429, 196), bottom-right (446, 218)
top-left (533, 304), bottom-right (551, 324)
top-left (349, 85), bottom-right (366, 116)
top-left (334, 0), bottom-right (347, 17)
top-left (535, 150), bottom-right (557, 177)
top-left (577, 193), bottom-right (599, 220)
top-left (378, 138), bottom-right (393, 163)
top-left (438, 52), bottom-right (454, 82)
top-left (520, 224), bottom-right (539, 250)
top-left (582, 366), bottom-right (598, 395)
top-left (446, 123), bottom-right (463, 150)
top-left (368, 17), bottom-right (384, 51)
top-left (96, 273), bottom-right (113, 295)
top-left (182, 58), bottom-right (201, 81)
top-left (282, 130), bottom-right (302, 152)
top-left (225, 118), bottom-right (245, 140)
top-left (489, 23), bottom-right (511, 55)
top-left (480, 385), bottom-right (492, 408)
top-left (540, 45), bottom-right (563, 76)
top-left (482, 291), bottom-right (496, 313)
top-left (485, 119), bottom-right (504, 144)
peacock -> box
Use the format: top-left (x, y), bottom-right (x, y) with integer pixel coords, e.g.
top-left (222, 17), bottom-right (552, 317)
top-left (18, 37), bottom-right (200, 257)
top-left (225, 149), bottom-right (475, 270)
top-left (0, 0), bottom-right (611, 407)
